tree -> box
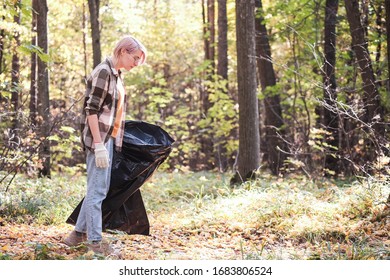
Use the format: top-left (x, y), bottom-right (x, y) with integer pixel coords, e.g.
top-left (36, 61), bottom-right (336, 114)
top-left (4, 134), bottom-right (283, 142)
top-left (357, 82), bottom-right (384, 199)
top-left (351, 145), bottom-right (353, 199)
top-left (88, 0), bottom-right (101, 68)
top-left (234, 0), bottom-right (260, 182)
top-left (385, 0), bottom-right (390, 208)
top-left (0, 2), bottom-right (6, 76)
top-left (36, 0), bottom-right (51, 177)
top-left (344, 0), bottom-right (383, 133)
top-left (217, 0), bottom-right (228, 83)
top-left (200, 0), bottom-right (216, 169)
top-left (322, 0), bottom-right (339, 173)
top-left (216, 0), bottom-right (229, 171)
top-left (386, 0), bottom-right (390, 85)
top-left (29, 0), bottom-right (38, 125)
top-left (254, 0), bottom-right (285, 175)
top-left (11, 0), bottom-right (21, 131)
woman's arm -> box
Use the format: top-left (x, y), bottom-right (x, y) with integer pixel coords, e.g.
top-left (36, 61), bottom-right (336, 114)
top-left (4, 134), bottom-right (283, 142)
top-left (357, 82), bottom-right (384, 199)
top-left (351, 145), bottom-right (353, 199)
top-left (87, 114), bottom-right (102, 144)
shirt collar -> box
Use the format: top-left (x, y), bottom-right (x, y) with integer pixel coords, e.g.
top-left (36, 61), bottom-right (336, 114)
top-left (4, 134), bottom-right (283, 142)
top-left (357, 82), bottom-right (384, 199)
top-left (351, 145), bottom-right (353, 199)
top-left (105, 57), bottom-right (121, 77)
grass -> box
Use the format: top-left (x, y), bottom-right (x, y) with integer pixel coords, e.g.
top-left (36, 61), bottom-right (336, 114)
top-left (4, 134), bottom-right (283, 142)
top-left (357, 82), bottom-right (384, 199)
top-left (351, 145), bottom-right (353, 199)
top-left (0, 170), bottom-right (389, 260)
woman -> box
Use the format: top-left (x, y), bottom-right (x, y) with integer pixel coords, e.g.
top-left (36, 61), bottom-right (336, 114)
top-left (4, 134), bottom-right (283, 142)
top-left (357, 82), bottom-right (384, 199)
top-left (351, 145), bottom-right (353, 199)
top-left (63, 35), bottom-right (147, 255)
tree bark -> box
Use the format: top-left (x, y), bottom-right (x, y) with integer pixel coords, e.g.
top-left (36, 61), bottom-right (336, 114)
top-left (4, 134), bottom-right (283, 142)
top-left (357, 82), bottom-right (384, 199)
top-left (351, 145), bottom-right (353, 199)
top-left (82, 1), bottom-right (88, 80)
top-left (322, 0), bottom-right (339, 173)
top-left (217, 0), bottom-right (228, 82)
top-left (344, 0), bottom-right (383, 129)
top-left (216, 0), bottom-right (229, 171)
top-left (11, 1), bottom-right (21, 130)
top-left (207, 0), bottom-right (216, 72)
top-left (385, 0), bottom-right (390, 86)
top-left (29, 0), bottom-right (38, 125)
top-left (200, 0), bottom-right (215, 169)
top-left (234, 0), bottom-right (260, 181)
top-left (254, 0), bottom-right (285, 175)
top-left (88, 0), bottom-right (101, 68)
top-left (0, 3), bottom-right (6, 75)
top-left (36, 0), bottom-right (51, 177)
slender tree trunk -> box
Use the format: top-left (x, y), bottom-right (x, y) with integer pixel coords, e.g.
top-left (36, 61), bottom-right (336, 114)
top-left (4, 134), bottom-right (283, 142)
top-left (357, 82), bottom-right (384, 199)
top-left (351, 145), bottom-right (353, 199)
top-left (373, 2), bottom-right (383, 81)
top-left (322, 0), bottom-right (339, 174)
top-left (200, 0), bottom-right (215, 169)
top-left (234, 0), bottom-right (260, 182)
top-left (383, 0), bottom-right (390, 211)
top-left (0, 3), bottom-right (7, 105)
top-left (217, 0), bottom-right (228, 82)
top-left (36, 0), bottom-right (51, 177)
top-left (0, 3), bottom-right (6, 76)
top-left (207, 0), bottom-right (216, 72)
top-left (29, 0), bottom-right (38, 125)
top-left (205, 0), bottom-right (215, 126)
top-left (88, 0), bottom-right (101, 68)
top-left (385, 0), bottom-right (390, 88)
top-left (11, 1), bottom-right (21, 131)
top-left (82, 1), bottom-right (88, 80)
top-left (216, 0), bottom-right (229, 171)
top-left (344, 0), bottom-right (383, 130)
top-left (202, 0), bottom-right (209, 67)
top-left (254, 0), bottom-right (285, 175)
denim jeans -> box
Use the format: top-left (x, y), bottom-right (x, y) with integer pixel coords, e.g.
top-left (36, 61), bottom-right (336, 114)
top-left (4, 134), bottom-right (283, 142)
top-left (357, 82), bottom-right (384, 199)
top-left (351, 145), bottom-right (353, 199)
top-left (75, 137), bottom-right (114, 241)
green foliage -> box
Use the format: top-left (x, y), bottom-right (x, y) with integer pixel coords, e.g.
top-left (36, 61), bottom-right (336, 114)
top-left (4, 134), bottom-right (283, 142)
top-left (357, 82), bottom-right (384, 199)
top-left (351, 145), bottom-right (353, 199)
top-left (48, 126), bottom-right (83, 174)
top-left (0, 0), bottom-right (389, 177)
top-left (0, 253), bottom-right (12, 260)
top-left (198, 72), bottom-right (238, 162)
top-left (0, 172), bottom-right (85, 225)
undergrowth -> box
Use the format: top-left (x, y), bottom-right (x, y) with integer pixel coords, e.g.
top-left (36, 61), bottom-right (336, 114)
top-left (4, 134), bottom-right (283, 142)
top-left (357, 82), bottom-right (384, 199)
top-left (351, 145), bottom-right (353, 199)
top-left (0, 170), bottom-right (389, 260)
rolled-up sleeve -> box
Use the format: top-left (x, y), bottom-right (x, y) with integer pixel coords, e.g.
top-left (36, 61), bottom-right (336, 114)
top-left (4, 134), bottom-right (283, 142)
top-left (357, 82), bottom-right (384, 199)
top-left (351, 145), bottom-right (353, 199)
top-left (85, 68), bottom-right (109, 116)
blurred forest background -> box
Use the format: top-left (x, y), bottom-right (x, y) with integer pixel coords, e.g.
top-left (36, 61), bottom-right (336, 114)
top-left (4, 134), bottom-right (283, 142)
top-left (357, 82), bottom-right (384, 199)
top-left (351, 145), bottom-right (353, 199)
top-left (0, 0), bottom-right (390, 261)
top-left (1, 0), bottom-right (389, 180)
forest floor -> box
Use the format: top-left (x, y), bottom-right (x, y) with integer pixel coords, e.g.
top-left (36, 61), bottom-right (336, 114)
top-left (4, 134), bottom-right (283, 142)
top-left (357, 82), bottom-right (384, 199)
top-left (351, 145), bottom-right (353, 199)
top-left (1, 213), bottom-right (390, 260)
top-left (1, 171), bottom-right (390, 260)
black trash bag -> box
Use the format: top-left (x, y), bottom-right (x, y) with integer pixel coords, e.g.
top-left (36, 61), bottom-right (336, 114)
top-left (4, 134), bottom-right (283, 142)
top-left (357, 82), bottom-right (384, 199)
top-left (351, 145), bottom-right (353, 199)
top-left (66, 120), bottom-right (174, 235)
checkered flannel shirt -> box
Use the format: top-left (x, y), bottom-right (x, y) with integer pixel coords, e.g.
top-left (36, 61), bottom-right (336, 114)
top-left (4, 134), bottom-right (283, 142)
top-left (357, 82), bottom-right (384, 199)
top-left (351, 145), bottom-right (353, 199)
top-left (80, 57), bottom-right (127, 152)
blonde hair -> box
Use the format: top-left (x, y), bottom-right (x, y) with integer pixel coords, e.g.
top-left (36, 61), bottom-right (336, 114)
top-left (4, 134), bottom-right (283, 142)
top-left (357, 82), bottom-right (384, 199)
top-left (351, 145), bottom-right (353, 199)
top-left (113, 35), bottom-right (147, 65)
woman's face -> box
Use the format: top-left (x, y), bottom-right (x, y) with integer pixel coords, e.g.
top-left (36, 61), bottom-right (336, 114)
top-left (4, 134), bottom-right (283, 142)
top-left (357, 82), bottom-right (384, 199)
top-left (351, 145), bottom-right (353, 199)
top-left (120, 49), bottom-right (143, 71)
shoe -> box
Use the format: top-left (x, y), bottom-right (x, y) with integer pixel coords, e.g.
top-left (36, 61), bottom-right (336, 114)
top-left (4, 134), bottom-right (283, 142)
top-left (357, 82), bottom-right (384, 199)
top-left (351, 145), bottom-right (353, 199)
top-left (63, 230), bottom-right (87, 247)
top-left (86, 239), bottom-right (121, 257)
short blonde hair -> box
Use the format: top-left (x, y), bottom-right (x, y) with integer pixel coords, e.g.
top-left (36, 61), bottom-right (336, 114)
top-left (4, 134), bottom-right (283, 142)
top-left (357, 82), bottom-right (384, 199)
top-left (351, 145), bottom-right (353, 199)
top-left (113, 35), bottom-right (147, 65)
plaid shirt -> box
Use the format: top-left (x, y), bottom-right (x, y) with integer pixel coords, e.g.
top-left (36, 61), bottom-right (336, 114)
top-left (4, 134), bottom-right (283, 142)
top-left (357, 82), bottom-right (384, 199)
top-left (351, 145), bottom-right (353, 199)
top-left (80, 57), bottom-right (127, 152)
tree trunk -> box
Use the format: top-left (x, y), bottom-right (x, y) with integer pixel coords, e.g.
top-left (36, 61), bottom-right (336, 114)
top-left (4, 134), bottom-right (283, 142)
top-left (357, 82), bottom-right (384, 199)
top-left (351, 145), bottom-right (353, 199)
top-left (0, 3), bottom-right (5, 75)
top-left (11, 1), bottom-right (21, 131)
top-left (200, 0), bottom-right (215, 169)
top-left (234, 0), bottom-right (260, 182)
top-left (83, 1), bottom-right (88, 80)
top-left (216, 0), bottom-right (229, 171)
top-left (36, 0), bottom-right (51, 177)
top-left (386, 0), bottom-right (390, 87)
top-left (254, 0), bottom-right (285, 175)
top-left (322, 0), bottom-right (339, 174)
top-left (344, 0), bottom-right (383, 130)
top-left (88, 0), bottom-right (101, 68)
top-left (207, 0), bottom-right (216, 72)
top-left (217, 0), bottom-right (228, 82)
top-left (29, 0), bottom-right (38, 125)
top-left (0, 3), bottom-right (7, 105)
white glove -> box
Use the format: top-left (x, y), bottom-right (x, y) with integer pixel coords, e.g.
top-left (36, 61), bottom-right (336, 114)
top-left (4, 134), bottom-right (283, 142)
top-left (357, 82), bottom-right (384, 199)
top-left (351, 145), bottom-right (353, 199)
top-left (94, 143), bottom-right (109, 168)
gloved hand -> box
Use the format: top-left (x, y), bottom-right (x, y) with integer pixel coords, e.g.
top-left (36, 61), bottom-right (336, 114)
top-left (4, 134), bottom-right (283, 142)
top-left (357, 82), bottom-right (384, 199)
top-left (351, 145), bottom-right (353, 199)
top-left (94, 143), bottom-right (109, 168)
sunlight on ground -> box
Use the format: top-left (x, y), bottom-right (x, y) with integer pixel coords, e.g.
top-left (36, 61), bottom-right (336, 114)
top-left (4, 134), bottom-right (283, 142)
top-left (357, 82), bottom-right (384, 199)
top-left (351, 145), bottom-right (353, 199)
top-left (1, 172), bottom-right (389, 260)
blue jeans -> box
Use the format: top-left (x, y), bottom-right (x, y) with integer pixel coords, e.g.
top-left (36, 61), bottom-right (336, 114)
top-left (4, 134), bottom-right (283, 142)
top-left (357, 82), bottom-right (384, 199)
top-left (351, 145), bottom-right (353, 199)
top-left (75, 138), bottom-right (114, 241)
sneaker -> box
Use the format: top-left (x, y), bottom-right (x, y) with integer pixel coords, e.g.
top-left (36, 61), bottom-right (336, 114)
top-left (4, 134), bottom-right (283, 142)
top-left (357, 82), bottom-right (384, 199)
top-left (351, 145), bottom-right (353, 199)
top-left (86, 240), bottom-right (121, 257)
top-left (63, 230), bottom-right (87, 247)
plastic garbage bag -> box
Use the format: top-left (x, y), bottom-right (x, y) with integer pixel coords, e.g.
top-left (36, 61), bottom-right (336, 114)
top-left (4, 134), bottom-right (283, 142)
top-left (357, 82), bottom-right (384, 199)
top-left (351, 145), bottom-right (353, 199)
top-left (66, 120), bottom-right (174, 235)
